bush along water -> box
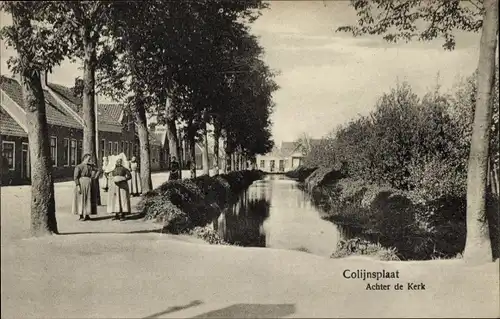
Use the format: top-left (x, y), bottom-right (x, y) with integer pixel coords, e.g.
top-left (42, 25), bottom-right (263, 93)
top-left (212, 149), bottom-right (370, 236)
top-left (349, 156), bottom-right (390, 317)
top-left (286, 165), bottom-right (493, 260)
top-left (138, 170), bottom-right (265, 236)
top-left (286, 76), bottom-right (499, 261)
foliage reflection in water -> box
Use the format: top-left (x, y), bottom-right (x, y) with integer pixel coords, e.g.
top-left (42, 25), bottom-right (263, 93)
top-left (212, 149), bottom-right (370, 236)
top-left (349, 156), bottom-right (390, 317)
top-left (214, 175), bottom-right (342, 256)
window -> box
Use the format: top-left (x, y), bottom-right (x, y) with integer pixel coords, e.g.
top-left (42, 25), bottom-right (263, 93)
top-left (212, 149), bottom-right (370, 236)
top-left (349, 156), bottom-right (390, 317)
top-left (100, 140), bottom-right (105, 160)
top-left (279, 160), bottom-right (284, 172)
top-left (260, 160), bottom-right (265, 168)
top-left (124, 142), bottom-right (129, 159)
top-left (114, 142), bottom-right (119, 154)
top-left (70, 139), bottom-right (77, 166)
top-left (108, 141), bottom-right (113, 156)
top-left (63, 138), bottom-right (70, 166)
top-left (77, 140), bottom-right (82, 162)
top-left (50, 137), bottom-right (57, 166)
top-left (121, 141), bottom-right (125, 154)
top-left (2, 141), bottom-right (15, 170)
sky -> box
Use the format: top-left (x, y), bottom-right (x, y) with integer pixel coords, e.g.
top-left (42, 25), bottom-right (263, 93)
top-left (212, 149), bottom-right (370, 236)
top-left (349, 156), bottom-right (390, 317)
top-left (0, 1), bottom-right (481, 145)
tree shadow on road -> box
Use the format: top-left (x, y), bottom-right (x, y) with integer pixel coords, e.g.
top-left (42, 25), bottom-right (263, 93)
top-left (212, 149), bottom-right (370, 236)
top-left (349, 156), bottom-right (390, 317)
top-left (71, 212), bottom-right (147, 222)
top-left (143, 300), bottom-right (203, 318)
top-left (191, 303), bottom-right (296, 318)
top-left (58, 228), bottom-right (163, 235)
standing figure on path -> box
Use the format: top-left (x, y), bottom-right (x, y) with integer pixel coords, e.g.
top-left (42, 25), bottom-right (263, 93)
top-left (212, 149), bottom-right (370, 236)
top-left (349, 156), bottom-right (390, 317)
top-left (104, 155), bottom-right (117, 215)
top-left (190, 160), bottom-right (196, 178)
top-left (72, 153), bottom-right (99, 221)
top-left (168, 156), bottom-right (180, 181)
top-left (128, 156), bottom-right (142, 196)
top-left (100, 157), bottom-right (109, 192)
top-left (111, 157), bottom-right (132, 221)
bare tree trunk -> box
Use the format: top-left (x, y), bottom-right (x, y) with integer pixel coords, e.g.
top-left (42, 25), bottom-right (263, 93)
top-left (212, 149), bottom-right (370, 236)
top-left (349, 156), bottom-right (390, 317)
top-left (133, 91), bottom-right (153, 193)
top-left (225, 143), bottom-right (232, 173)
top-left (493, 163), bottom-right (499, 196)
top-left (165, 96), bottom-right (179, 160)
top-left (81, 33), bottom-right (101, 206)
top-left (188, 131), bottom-right (197, 179)
top-left (463, 0), bottom-right (498, 263)
top-left (231, 153), bottom-right (236, 172)
top-left (177, 128), bottom-right (184, 172)
top-left (237, 151), bottom-right (241, 170)
top-left (21, 71), bottom-right (58, 236)
top-left (213, 123), bottom-right (221, 175)
top-left (202, 123), bottom-right (210, 176)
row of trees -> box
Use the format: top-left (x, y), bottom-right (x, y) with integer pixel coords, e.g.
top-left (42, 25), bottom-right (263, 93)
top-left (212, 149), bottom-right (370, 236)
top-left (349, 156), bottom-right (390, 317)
top-left (0, 1), bottom-right (277, 236)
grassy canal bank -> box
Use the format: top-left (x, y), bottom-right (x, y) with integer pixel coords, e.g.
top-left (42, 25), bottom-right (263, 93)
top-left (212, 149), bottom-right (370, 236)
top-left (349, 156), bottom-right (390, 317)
top-left (286, 166), bottom-right (499, 261)
top-left (138, 170), bottom-right (265, 242)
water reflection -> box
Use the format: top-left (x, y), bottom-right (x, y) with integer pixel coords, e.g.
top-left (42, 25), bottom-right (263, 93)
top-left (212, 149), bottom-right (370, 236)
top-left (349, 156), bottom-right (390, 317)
top-left (215, 174), bottom-right (341, 257)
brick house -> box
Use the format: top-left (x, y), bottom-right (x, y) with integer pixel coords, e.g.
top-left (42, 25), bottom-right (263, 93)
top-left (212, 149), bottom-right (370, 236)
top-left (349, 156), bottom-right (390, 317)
top-left (1, 75), bottom-right (85, 185)
top-left (46, 80), bottom-right (164, 170)
top-left (1, 74), bottom-right (164, 185)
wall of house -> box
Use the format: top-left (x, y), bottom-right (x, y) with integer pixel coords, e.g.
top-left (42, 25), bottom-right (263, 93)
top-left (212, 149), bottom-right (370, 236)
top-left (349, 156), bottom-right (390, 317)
top-left (48, 125), bottom-right (84, 180)
top-left (256, 155), bottom-right (298, 173)
top-left (98, 131), bottom-right (137, 161)
top-left (1, 125), bottom-right (84, 185)
top-left (2, 132), bottom-right (168, 186)
top-left (1, 135), bottom-right (26, 185)
top-left (150, 144), bottom-right (161, 171)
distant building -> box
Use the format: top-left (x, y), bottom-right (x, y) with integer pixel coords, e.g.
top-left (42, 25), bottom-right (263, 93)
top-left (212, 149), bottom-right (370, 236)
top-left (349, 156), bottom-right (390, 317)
top-left (255, 141), bottom-right (304, 173)
top-left (255, 139), bottom-right (324, 173)
top-left (153, 126), bottom-right (220, 170)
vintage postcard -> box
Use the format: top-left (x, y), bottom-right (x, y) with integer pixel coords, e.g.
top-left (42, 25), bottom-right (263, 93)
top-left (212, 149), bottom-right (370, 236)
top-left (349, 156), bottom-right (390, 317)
top-left (1, 0), bottom-right (499, 318)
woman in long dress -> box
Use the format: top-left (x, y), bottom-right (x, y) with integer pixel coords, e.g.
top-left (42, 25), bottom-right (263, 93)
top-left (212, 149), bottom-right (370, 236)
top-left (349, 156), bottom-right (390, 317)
top-left (169, 156), bottom-right (180, 181)
top-left (111, 157), bottom-right (132, 221)
top-left (104, 155), bottom-right (117, 215)
top-left (128, 156), bottom-right (142, 196)
top-left (100, 157), bottom-right (109, 192)
top-left (72, 153), bottom-right (99, 221)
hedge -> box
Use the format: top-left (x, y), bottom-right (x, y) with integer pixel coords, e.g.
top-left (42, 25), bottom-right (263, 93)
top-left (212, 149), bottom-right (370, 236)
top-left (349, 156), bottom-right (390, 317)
top-left (138, 170), bottom-right (265, 234)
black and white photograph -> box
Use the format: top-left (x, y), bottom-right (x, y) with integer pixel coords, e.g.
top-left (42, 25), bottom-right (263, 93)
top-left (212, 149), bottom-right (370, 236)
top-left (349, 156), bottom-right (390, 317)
top-left (0, 0), bottom-right (499, 318)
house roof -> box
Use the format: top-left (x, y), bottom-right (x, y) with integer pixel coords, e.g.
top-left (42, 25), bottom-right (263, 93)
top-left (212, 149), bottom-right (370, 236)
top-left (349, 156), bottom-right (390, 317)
top-left (97, 103), bottom-right (123, 124)
top-left (1, 76), bottom-right (82, 129)
top-left (47, 82), bottom-right (124, 132)
top-left (0, 107), bottom-right (27, 137)
top-left (281, 141), bottom-right (299, 155)
top-left (262, 141), bottom-right (305, 158)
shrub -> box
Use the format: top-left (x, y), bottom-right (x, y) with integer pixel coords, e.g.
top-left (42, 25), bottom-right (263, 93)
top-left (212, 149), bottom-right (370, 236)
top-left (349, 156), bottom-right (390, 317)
top-left (189, 226), bottom-right (229, 245)
top-left (304, 166), bottom-right (343, 191)
top-left (310, 178), bottom-right (440, 260)
top-left (138, 170), bottom-right (264, 234)
top-left (331, 238), bottom-right (400, 261)
top-left (285, 166), bottom-right (318, 182)
top-left (303, 75), bottom-right (499, 260)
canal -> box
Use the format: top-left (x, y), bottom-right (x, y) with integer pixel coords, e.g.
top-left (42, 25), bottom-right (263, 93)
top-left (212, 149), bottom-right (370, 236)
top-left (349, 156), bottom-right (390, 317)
top-left (214, 174), bottom-right (342, 257)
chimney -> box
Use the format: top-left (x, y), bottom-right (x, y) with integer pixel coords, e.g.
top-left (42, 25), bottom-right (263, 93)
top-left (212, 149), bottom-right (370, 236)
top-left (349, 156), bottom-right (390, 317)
top-left (40, 70), bottom-right (48, 90)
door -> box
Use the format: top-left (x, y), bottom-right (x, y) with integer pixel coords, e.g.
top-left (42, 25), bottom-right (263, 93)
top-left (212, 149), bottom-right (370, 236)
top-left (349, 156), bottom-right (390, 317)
top-left (21, 143), bottom-right (30, 179)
